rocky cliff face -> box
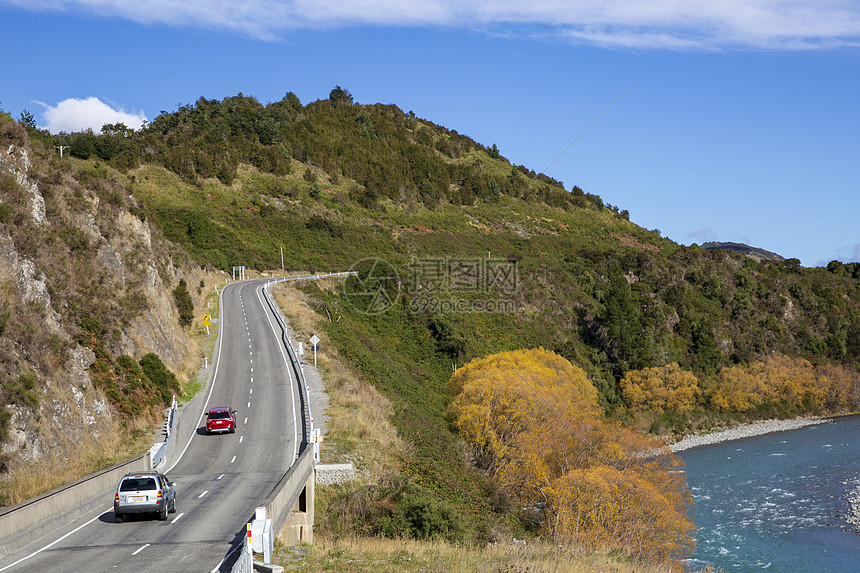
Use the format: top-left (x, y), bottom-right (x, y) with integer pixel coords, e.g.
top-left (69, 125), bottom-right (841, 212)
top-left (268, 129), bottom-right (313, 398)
top-left (0, 117), bottom-right (208, 483)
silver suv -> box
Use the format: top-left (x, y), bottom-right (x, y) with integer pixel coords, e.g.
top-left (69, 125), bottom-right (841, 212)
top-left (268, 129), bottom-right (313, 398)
top-left (114, 470), bottom-right (176, 522)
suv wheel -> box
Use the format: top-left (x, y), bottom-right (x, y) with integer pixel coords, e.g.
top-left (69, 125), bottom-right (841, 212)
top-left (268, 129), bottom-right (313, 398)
top-left (115, 512), bottom-right (125, 523)
top-left (159, 505), bottom-right (168, 521)
top-left (169, 497), bottom-right (177, 514)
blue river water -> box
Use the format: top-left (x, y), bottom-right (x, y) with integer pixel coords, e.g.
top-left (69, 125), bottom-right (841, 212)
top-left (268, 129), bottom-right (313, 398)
top-left (679, 415), bottom-right (860, 572)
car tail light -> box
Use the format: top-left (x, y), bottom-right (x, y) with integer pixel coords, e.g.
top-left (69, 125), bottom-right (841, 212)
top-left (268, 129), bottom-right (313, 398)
top-left (157, 490), bottom-right (163, 501)
top-left (115, 493), bottom-right (119, 503)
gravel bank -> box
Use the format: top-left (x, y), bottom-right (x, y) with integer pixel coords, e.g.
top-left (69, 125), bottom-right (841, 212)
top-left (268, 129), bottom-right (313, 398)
top-left (669, 417), bottom-right (832, 452)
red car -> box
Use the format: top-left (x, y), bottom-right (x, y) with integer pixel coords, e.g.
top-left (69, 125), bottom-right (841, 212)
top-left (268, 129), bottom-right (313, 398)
top-left (206, 407), bottom-right (237, 434)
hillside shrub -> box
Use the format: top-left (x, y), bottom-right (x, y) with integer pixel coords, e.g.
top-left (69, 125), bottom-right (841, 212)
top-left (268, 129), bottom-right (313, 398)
top-left (173, 279), bottom-right (194, 327)
top-left (320, 478), bottom-right (466, 543)
top-left (1, 373), bottom-right (39, 409)
top-left (139, 353), bottom-right (180, 405)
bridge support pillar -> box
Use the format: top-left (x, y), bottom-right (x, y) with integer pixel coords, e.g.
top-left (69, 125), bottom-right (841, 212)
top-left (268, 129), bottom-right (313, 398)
top-left (278, 473), bottom-right (314, 545)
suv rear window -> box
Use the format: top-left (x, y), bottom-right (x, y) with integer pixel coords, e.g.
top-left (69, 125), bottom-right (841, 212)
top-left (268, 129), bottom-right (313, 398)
top-left (121, 477), bottom-right (157, 491)
top-left (209, 411), bottom-right (230, 419)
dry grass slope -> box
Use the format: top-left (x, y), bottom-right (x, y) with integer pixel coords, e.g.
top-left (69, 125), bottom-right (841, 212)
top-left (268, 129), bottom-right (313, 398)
top-left (275, 535), bottom-right (690, 573)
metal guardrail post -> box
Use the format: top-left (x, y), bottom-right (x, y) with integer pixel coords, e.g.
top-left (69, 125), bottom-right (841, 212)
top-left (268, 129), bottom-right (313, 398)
top-left (263, 279), bottom-right (315, 444)
top-left (150, 396), bottom-right (178, 468)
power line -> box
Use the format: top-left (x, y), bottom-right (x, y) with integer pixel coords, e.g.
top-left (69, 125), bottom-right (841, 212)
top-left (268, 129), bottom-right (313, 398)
top-left (540, 83), bottom-right (632, 176)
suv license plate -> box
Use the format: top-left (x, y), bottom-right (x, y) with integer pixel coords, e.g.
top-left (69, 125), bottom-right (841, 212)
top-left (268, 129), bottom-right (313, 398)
top-left (130, 495), bottom-right (145, 502)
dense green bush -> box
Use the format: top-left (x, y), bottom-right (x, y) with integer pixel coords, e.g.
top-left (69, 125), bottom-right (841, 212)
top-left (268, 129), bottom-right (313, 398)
top-left (321, 478), bottom-right (467, 543)
top-left (139, 353), bottom-right (180, 405)
top-left (173, 279), bottom-right (194, 327)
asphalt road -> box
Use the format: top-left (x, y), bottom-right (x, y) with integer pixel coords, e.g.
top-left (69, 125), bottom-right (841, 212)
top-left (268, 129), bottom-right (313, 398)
top-left (0, 280), bottom-right (304, 572)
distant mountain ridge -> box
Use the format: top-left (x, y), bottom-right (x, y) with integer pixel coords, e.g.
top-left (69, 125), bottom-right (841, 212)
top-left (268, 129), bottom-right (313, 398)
top-left (701, 241), bottom-right (786, 262)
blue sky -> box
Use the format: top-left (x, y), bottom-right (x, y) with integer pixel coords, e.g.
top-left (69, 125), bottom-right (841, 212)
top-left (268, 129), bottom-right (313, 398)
top-left (2, 1), bottom-right (860, 267)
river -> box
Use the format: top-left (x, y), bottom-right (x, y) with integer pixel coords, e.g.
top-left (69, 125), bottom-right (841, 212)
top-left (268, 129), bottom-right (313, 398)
top-left (679, 414), bottom-right (860, 572)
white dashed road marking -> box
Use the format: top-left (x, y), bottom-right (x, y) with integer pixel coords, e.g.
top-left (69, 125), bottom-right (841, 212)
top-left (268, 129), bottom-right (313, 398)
top-left (132, 544), bottom-right (150, 556)
top-left (199, 491), bottom-right (209, 499)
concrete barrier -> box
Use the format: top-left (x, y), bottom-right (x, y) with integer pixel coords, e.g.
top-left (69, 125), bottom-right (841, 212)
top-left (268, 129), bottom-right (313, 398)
top-left (0, 453), bottom-right (150, 554)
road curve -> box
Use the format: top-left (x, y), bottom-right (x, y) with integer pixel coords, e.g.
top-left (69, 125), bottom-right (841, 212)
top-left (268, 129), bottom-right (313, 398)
top-left (1, 280), bottom-right (304, 573)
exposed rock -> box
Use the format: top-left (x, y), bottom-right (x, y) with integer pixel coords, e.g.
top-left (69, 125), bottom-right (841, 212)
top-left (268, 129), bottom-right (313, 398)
top-left (0, 127), bottom-right (203, 482)
top-left (18, 258), bottom-right (50, 308)
top-left (2, 145), bottom-right (45, 226)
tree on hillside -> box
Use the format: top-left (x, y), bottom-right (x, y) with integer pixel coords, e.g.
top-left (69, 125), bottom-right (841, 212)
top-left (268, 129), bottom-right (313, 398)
top-left (449, 348), bottom-right (694, 568)
top-left (173, 279), bottom-right (194, 327)
top-left (19, 109), bottom-right (36, 129)
top-left (329, 85), bottom-right (354, 106)
top-left (620, 363), bottom-right (700, 414)
top-left (598, 261), bottom-right (648, 372)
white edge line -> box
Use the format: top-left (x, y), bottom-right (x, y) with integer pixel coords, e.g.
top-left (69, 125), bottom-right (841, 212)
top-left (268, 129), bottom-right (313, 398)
top-left (131, 543), bottom-right (150, 556)
top-left (0, 509), bottom-right (109, 571)
top-left (212, 542), bottom-right (244, 573)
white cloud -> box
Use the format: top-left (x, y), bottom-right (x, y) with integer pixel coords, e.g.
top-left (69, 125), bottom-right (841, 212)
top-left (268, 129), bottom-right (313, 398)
top-left (831, 242), bottom-right (860, 263)
top-left (687, 228), bottom-right (719, 243)
top-left (38, 97), bottom-right (147, 134)
top-left (5, 0), bottom-right (860, 49)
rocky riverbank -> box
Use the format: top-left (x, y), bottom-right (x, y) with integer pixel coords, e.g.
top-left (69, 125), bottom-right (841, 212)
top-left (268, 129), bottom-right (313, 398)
top-left (669, 417), bottom-right (832, 452)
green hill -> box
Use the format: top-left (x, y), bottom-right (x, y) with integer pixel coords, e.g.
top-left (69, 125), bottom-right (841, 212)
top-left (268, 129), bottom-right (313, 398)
top-left (701, 241), bottom-right (785, 262)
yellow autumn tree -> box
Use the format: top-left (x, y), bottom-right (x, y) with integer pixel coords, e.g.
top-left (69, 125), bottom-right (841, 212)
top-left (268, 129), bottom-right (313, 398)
top-left (449, 348), bottom-right (695, 568)
top-left (620, 362), bottom-right (700, 413)
top-left (749, 355), bottom-right (828, 411)
top-left (449, 347), bottom-right (601, 465)
top-left (710, 364), bottom-right (770, 412)
top-left (709, 355), bottom-right (844, 414)
top-left (548, 464), bottom-right (694, 564)
top-left (817, 363), bottom-right (860, 410)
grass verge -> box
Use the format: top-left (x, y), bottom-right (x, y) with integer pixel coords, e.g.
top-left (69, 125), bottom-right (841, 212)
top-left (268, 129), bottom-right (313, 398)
top-left (273, 535), bottom-right (684, 573)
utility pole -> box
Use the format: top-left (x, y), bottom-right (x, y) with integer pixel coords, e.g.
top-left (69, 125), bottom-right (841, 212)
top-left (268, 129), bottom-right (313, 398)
top-left (280, 245), bottom-right (284, 272)
top-left (55, 145), bottom-right (69, 158)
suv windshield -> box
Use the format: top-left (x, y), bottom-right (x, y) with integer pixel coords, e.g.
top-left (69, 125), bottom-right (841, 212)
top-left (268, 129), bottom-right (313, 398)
top-left (120, 477), bottom-right (157, 491)
top-left (209, 411), bottom-right (229, 419)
